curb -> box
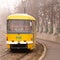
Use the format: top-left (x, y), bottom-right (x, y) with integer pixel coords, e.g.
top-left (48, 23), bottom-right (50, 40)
top-left (38, 42), bottom-right (47, 60)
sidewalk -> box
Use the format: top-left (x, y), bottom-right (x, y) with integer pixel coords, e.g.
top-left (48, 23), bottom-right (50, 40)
top-left (36, 32), bottom-right (60, 43)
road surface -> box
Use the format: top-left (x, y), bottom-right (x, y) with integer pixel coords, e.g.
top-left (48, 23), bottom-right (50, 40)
top-left (37, 38), bottom-right (60, 60)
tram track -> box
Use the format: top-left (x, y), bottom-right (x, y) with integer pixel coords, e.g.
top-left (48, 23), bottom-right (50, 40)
top-left (0, 40), bottom-right (44, 60)
top-left (16, 52), bottom-right (29, 60)
top-left (18, 41), bottom-right (44, 60)
top-left (0, 49), bottom-right (10, 58)
top-left (0, 49), bottom-right (30, 60)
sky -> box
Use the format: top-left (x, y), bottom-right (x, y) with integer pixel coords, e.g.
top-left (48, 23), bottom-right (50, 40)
top-left (0, 0), bottom-right (22, 31)
top-left (0, 0), bottom-right (21, 12)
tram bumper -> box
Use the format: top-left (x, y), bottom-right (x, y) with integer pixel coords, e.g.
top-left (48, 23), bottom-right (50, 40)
top-left (6, 41), bottom-right (34, 50)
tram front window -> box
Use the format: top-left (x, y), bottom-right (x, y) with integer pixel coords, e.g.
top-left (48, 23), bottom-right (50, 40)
top-left (7, 20), bottom-right (33, 33)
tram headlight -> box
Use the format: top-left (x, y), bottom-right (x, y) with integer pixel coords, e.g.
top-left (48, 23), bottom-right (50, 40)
top-left (31, 38), bottom-right (32, 41)
top-left (12, 40), bottom-right (14, 42)
top-left (6, 37), bottom-right (8, 41)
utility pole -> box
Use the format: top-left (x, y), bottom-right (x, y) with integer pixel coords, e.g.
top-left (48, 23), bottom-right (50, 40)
top-left (22, 0), bottom-right (26, 13)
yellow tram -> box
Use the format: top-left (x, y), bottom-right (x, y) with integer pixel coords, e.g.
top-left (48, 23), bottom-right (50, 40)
top-left (6, 14), bottom-right (36, 50)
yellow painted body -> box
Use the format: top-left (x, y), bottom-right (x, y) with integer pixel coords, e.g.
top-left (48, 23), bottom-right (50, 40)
top-left (7, 34), bottom-right (33, 41)
top-left (7, 34), bottom-right (35, 50)
top-left (7, 14), bottom-right (36, 50)
top-left (7, 14), bottom-right (35, 20)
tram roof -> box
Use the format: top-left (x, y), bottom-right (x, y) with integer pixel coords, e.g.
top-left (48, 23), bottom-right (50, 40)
top-left (7, 14), bottom-right (36, 20)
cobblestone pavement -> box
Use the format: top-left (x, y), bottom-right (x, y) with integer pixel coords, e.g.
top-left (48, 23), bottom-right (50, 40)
top-left (37, 38), bottom-right (60, 60)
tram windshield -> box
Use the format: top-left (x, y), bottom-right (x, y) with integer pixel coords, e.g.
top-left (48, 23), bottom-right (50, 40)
top-left (7, 20), bottom-right (33, 33)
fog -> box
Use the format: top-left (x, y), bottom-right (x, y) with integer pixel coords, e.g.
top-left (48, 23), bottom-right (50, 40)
top-left (0, 0), bottom-right (22, 33)
top-left (0, 0), bottom-right (60, 35)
